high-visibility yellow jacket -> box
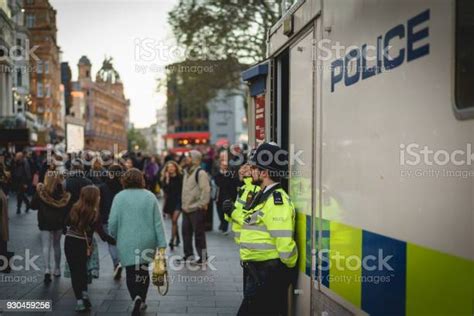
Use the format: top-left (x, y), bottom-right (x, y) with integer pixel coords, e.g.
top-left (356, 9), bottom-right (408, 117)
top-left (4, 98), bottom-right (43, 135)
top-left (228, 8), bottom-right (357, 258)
top-left (239, 184), bottom-right (298, 268)
top-left (225, 177), bottom-right (260, 244)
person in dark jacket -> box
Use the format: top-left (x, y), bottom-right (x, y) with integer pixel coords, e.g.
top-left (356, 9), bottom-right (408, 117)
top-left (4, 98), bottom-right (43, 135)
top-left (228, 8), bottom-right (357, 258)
top-left (161, 161), bottom-right (183, 250)
top-left (65, 160), bottom-right (93, 210)
top-left (98, 164), bottom-right (123, 279)
top-left (12, 152), bottom-right (31, 214)
top-left (31, 172), bottom-right (71, 283)
top-left (213, 157), bottom-right (240, 234)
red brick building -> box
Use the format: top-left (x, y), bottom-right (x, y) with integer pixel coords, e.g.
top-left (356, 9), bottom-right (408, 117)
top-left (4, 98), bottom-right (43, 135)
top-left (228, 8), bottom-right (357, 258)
top-left (24, 0), bottom-right (62, 137)
top-left (76, 56), bottom-right (129, 152)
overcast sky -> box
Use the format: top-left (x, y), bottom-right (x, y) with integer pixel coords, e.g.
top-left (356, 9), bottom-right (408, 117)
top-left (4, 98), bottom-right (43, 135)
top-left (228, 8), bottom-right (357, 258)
top-left (51, 0), bottom-right (180, 128)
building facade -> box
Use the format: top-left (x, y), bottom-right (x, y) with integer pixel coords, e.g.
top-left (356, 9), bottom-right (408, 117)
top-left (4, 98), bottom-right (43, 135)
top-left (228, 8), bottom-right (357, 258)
top-left (76, 56), bottom-right (129, 152)
top-left (24, 0), bottom-right (62, 137)
top-left (208, 89), bottom-right (247, 145)
top-left (10, 0), bottom-right (31, 118)
top-left (0, 0), bottom-right (14, 118)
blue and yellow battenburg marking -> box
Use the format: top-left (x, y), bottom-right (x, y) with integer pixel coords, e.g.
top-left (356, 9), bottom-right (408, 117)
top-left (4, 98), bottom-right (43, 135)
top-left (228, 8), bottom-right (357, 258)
top-left (295, 214), bottom-right (474, 316)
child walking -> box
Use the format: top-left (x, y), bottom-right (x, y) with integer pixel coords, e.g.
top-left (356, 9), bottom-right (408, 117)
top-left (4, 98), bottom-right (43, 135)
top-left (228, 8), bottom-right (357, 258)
top-left (64, 185), bottom-right (115, 312)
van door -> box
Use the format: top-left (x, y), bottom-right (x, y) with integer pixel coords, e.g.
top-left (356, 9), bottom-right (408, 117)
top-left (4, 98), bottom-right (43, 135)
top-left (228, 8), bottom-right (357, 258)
top-left (288, 29), bottom-right (315, 316)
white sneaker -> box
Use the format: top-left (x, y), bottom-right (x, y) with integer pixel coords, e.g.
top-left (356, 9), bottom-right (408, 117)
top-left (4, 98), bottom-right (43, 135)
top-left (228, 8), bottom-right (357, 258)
top-left (53, 268), bottom-right (61, 277)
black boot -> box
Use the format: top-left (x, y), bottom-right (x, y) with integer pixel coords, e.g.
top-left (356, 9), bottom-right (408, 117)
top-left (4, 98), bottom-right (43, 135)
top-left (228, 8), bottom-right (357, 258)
top-left (169, 238), bottom-right (174, 251)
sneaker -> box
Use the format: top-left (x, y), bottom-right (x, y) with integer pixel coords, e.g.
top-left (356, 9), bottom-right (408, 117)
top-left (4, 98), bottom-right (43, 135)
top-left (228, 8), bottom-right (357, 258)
top-left (140, 302), bottom-right (147, 311)
top-left (53, 268), bottom-right (61, 277)
top-left (44, 273), bottom-right (51, 284)
top-left (131, 296), bottom-right (142, 316)
top-left (75, 302), bottom-right (87, 313)
top-left (113, 264), bottom-right (122, 280)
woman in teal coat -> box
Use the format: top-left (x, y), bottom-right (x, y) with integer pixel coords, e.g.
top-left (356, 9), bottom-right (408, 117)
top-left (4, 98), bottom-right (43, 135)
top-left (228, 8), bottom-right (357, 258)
top-left (109, 168), bottom-right (167, 315)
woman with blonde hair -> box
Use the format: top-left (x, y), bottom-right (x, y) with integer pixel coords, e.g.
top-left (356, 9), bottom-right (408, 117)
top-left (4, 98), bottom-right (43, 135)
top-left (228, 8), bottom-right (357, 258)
top-left (64, 186), bottom-right (115, 312)
top-left (31, 171), bottom-right (71, 283)
top-left (161, 160), bottom-right (183, 250)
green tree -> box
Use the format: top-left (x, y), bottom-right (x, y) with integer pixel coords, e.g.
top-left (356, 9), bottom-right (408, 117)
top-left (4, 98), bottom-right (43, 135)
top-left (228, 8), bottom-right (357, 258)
top-left (127, 127), bottom-right (148, 152)
top-left (165, 1), bottom-right (281, 132)
top-left (168, 0), bottom-right (281, 65)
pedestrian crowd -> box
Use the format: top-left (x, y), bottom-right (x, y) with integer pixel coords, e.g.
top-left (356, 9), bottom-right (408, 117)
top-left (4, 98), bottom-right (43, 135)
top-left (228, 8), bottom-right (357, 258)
top-left (0, 142), bottom-right (298, 316)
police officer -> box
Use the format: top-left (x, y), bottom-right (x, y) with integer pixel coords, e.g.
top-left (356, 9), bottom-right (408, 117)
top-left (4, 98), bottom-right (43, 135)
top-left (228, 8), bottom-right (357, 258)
top-left (224, 163), bottom-right (260, 245)
top-left (234, 142), bottom-right (298, 316)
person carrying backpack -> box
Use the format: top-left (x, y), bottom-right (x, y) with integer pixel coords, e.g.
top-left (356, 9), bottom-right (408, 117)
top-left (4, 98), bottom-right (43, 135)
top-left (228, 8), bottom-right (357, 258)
top-left (179, 150), bottom-right (211, 265)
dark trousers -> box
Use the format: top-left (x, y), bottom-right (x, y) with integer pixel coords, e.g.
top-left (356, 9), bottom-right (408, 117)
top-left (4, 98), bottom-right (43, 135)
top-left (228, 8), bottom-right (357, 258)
top-left (0, 240), bottom-right (8, 272)
top-left (216, 200), bottom-right (229, 232)
top-left (182, 210), bottom-right (207, 259)
top-left (238, 260), bottom-right (291, 316)
top-left (64, 236), bottom-right (88, 299)
top-left (16, 186), bottom-right (30, 211)
top-left (125, 264), bottom-right (150, 301)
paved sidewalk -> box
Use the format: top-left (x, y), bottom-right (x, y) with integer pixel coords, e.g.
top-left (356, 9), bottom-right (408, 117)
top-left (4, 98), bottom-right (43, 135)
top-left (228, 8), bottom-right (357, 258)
top-left (0, 195), bottom-right (243, 315)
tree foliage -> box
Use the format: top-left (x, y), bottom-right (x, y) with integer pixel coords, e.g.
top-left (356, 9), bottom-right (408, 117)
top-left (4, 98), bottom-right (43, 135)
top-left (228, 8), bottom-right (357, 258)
top-left (127, 127), bottom-right (148, 152)
top-left (168, 0), bottom-right (281, 65)
top-left (166, 59), bottom-right (244, 132)
top-left (165, 1), bottom-right (281, 133)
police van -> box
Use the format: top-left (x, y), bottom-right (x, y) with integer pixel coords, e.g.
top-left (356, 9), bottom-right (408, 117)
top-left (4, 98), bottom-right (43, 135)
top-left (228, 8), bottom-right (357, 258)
top-left (243, 0), bottom-right (473, 315)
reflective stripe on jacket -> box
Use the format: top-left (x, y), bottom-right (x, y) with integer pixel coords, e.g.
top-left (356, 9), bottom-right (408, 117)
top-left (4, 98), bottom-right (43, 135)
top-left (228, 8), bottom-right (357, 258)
top-left (225, 177), bottom-right (260, 244)
top-left (239, 185), bottom-right (298, 268)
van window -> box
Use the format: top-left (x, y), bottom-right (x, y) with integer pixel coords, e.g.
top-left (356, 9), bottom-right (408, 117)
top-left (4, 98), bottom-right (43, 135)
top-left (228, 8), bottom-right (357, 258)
top-left (455, 0), bottom-right (474, 112)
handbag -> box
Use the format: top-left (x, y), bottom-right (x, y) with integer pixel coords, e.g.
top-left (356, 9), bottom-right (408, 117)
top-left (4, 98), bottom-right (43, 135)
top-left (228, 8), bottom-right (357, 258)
top-left (152, 248), bottom-right (168, 295)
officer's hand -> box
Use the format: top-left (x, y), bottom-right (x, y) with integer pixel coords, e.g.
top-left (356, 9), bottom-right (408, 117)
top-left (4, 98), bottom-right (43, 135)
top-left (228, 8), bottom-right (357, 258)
top-left (222, 199), bottom-right (235, 216)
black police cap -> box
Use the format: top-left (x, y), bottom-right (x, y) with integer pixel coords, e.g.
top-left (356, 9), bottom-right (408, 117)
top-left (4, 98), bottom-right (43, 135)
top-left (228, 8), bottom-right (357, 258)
top-left (249, 142), bottom-right (289, 173)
